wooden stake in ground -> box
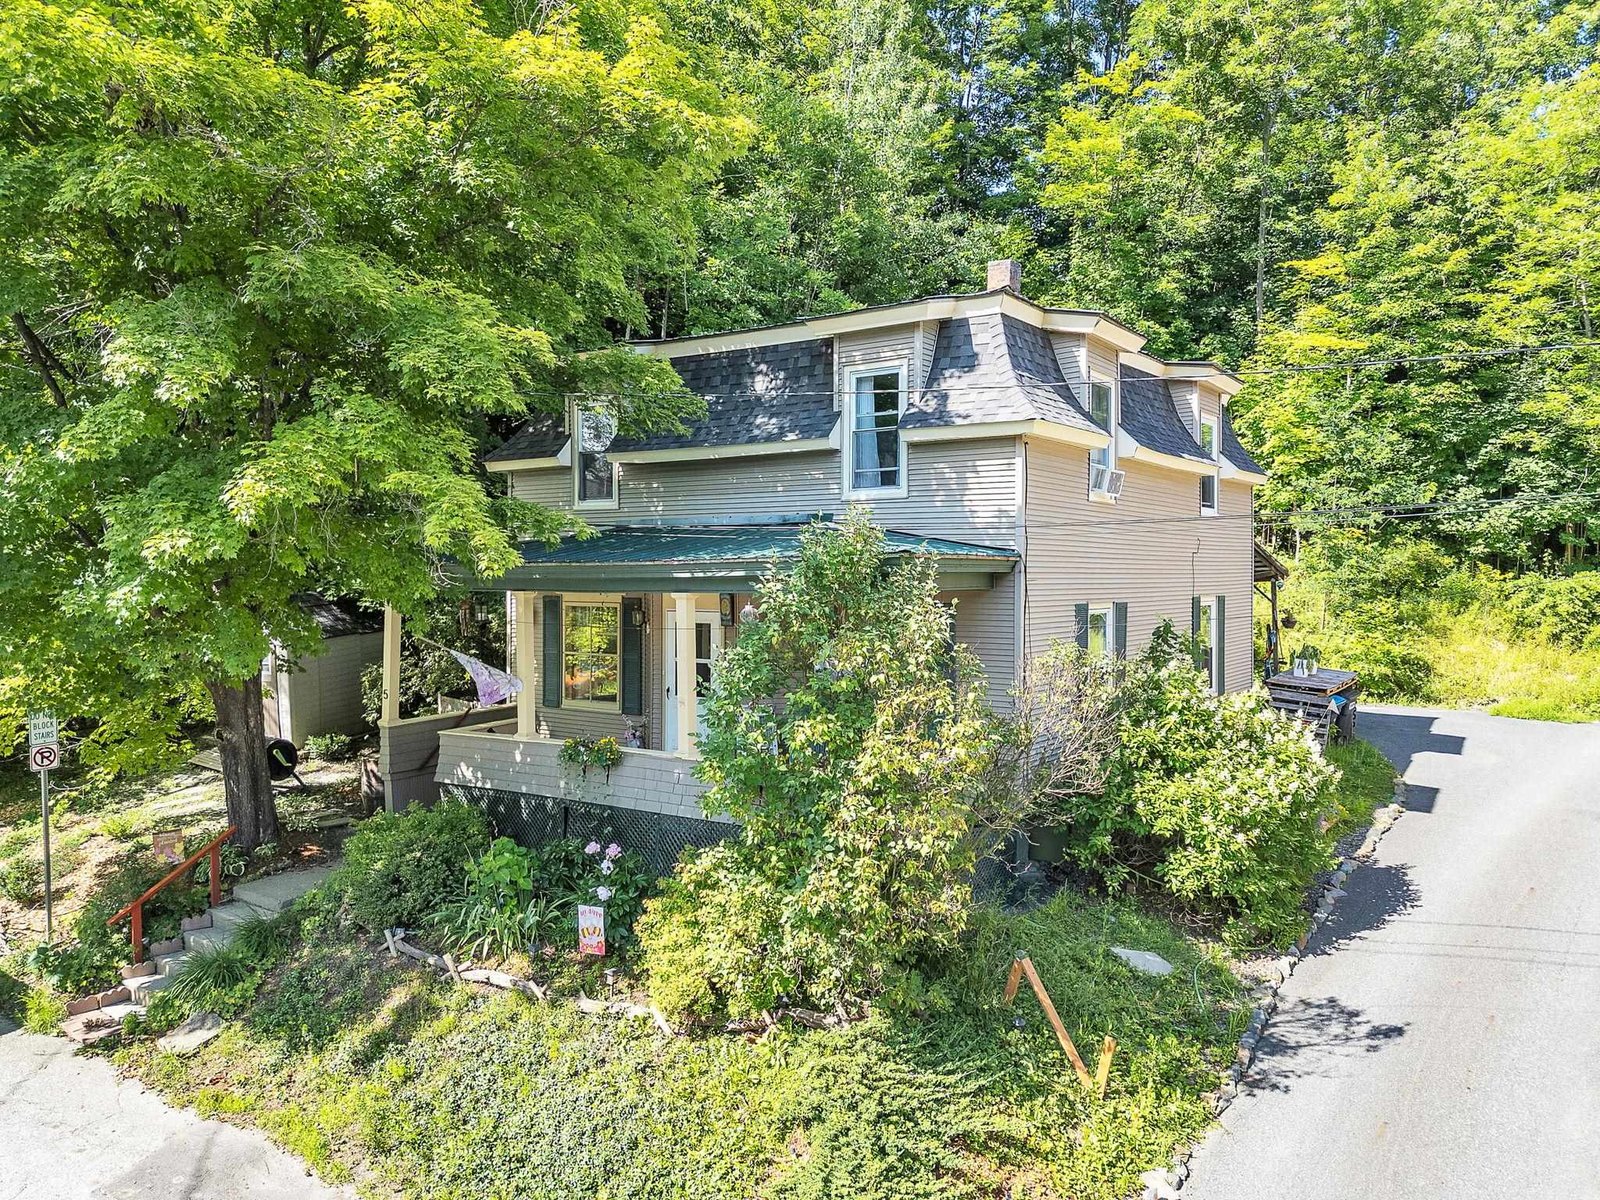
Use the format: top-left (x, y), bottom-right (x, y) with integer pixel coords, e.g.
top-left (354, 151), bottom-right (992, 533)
top-left (1095, 1034), bottom-right (1118, 1099)
top-left (1004, 953), bottom-right (1096, 1090)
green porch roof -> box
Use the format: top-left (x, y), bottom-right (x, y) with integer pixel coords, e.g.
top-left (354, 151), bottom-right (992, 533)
top-left (461, 523), bottom-right (1018, 593)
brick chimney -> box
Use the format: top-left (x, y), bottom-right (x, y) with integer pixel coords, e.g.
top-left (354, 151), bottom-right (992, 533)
top-left (986, 258), bottom-right (1022, 293)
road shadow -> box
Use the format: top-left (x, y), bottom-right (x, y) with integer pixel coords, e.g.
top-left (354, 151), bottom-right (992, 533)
top-left (1309, 862), bottom-right (1422, 957)
top-left (1244, 995), bottom-right (1409, 1094)
top-left (1356, 711), bottom-right (1465, 813)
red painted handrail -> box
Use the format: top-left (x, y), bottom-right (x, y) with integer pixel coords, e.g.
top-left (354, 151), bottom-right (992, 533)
top-left (107, 825), bottom-right (237, 963)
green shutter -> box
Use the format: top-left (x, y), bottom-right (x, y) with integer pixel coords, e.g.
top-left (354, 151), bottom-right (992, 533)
top-left (1215, 594), bottom-right (1227, 691)
top-left (620, 597), bottom-right (644, 715)
top-left (542, 595), bottom-right (563, 708)
top-left (1074, 602), bottom-right (1090, 649)
top-left (1191, 595), bottom-right (1204, 669)
top-left (1113, 601), bottom-right (1129, 659)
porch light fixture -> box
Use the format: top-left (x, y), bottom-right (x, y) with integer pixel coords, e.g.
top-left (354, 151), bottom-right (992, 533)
top-left (629, 605), bottom-right (645, 629)
top-left (739, 600), bottom-right (759, 623)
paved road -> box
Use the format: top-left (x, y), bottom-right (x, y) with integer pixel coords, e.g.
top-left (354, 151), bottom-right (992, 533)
top-left (0, 1017), bottom-right (347, 1200)
top-left (1185, 706), bottom-right (1600, 1200)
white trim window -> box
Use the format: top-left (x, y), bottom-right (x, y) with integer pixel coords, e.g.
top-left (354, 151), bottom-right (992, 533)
top-left (562, 600), bottom-right (621, 708)
top-left (1086, 605), bottom-right (1113, 660)
top-left (574, 406), bottom-right (619, 508)
top-left (1087, 379), bottom-right (1118, 497)
top-left (1199, 417), bottom-right (1219, 514)
top-left (1197, 596), bottom-right (1220, 693)
top-left (845, 366), bottom-right (906, 496)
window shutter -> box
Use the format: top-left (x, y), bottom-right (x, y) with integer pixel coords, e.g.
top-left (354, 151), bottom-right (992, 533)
top-left (1191, 595), bottom-right (1204, 670)
top-left (1215, 594), bottom-right (1227, 691)
top-left (542, 595), bottom-right (563, 708)
top-left (1113, 601), bottom-right (1129, 659)
top-left (620, 597), bottom-right (644, 716)
top-left (1074, 602), bottom-right (1090, 650)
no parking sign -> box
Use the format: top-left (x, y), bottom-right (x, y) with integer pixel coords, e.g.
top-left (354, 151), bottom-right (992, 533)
top-left (28, 743), bottom-right (59, 772)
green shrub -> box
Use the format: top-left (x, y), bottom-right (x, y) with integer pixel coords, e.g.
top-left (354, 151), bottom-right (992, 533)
top-left (333, 800), bottom-right (489, 932)
top-left (1062, 652), bottom-right (1338, 947)
top-left (0, 856), bottom-right (42, 904)
top-left (21, 985), bottom-right (66, 1034)
top-left (30, 899), bottom-right (132, 995)
top-left (303, 732), bottom-right (359, 762)
top-left (641, 512), bottom-right (1003, 1020)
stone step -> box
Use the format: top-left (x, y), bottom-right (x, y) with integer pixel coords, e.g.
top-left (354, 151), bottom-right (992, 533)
top-left (207, 899), bottom-right (274, 929)
top-left (183, 924), bottom-right (236, 954)
top-left (127, 972), bottom-right (174, 1003)
top-left (155, 951), bottom-right (189, 978)
top-left (230, 866), bottom-right (333, 914)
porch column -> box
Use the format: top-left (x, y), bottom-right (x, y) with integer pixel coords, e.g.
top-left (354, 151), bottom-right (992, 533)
top-left (514, 591), bottom-right (539, 738)
top-left (380, 605), bottom-right (402, 726)
top-left (672, 591), bottom-right (698, 758)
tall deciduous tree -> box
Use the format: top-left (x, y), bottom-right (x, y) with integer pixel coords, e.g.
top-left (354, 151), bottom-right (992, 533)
top-left (0, 0), bottom-right (743, 847)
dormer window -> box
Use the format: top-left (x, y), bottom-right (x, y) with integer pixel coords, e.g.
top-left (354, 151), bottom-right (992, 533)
top-left (1199, 417), bottom-right (1219, 514)
top-left (1087, 380), bottom-right (1122, 499)
top-left (846, 366), bottom-right (905, 496)
top-left (575, 406), bottom-right (618, 508)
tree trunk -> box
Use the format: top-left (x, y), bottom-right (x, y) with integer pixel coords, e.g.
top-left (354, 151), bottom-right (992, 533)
top-left (206, 675), bottom-right (281, 853)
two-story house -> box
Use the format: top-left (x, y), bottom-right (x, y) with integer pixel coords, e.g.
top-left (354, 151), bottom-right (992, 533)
top-left (376, 260), bottom-right (1268, 863)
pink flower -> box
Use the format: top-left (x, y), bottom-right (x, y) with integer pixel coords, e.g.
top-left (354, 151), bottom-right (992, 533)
top-left (604, 843), bottom-right (622, 860)
top-left (599, 859), bottom-right (615, 875)
top-left (584, 841), bottom-right (602, 855)
top-left (595, 886), bottom-right (613, 902)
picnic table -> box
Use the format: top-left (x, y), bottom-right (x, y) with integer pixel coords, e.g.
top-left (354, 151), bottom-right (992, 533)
top-left (1264, 667), bottom-right (1359, 746)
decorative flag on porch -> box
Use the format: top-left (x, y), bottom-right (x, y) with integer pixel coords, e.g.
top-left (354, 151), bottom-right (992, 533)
top-left (447, 650), bottom-right (524, 707)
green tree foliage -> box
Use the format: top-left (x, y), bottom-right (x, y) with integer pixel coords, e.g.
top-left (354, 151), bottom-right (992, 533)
top-left (0, 0), bottom-right (743, 845)
top-left (638, 511), bottom-right (1005, 1019)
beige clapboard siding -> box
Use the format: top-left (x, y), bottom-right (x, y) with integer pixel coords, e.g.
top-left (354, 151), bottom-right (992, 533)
top-left (836, 324), bottom-right (918, 400)
top-left (1085, 336), bottom-right (1118, 384)
top-left (1050, 332), bottom-right (1088, 391)
top-left (381, 705), bottom-right (517, 812)
top-left (1021, 440), bottom-right (1255, 691)
top-left (947, 573), bottom-right (1018, 710)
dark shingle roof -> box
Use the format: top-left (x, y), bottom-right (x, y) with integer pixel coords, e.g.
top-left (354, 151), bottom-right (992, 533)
top-left (290, 593), bottom-right (383, 638)
top-left (1119, 367), bottom-right (1209, 462)
top-left (1222, 409), bottom-right (1267, 475)
top-left (607, 339), bottom-right (837, 453)
top-left (908, 313), bottom-right (1100, 434)
top-left (483, 414), bottom-right (568, 464)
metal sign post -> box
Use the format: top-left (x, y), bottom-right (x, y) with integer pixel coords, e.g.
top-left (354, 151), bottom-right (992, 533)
top-left (28, 712), bottom-right (59, 942)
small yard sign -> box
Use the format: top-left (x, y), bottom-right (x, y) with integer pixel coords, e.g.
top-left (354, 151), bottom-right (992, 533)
top-left (28, 710), bottom-right (58, 748)
top-left (152, 829), bottom-right (185, 864)
top-left (577, 905), bottom-right (606, 956)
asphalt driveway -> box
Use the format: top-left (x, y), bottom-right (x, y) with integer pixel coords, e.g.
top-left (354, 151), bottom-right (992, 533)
top-left (1184, 705), bottom-right (1600, 1200)
top-left (0, 1016), bottom-right (347, 1200)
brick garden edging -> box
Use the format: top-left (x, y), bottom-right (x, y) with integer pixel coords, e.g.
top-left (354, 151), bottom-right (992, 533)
top-left (1138, 780), bottom-right (1411, 1200)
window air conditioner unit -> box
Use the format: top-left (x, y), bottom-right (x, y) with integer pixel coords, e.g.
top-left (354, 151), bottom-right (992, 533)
top-left (1089, 463), bottom-right (1126, 498)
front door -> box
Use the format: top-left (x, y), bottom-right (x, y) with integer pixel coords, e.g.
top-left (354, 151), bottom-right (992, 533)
top-left (664, 607), bottom-right (722, 752)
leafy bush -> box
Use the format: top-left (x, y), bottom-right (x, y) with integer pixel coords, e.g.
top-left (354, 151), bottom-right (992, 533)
top-left (0, 856), bottom-right (42, 904)
top-left (332, 801), bottom-right (489, 932)
top-left (1061, 648), bottom-right (1339, 947)
top-left (303, 732), bottom-right (359, 762)
top-left (640, 512), bottom-right (1004, 1020)
top-left (30, 899), bottom-right (132, 994)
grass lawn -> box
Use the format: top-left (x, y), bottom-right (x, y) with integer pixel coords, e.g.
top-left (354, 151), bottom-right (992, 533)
top-left (114, 888), bottom-right (1246, 1200)
top-left (1324, 738), bottom-right (1399, 841)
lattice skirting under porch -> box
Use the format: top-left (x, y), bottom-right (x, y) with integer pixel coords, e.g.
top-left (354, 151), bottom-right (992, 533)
top-left (441, 783), bottom-right (735, 877)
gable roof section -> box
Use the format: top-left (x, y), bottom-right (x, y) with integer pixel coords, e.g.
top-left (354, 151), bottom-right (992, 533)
top-left (483, 414), bottom-right (567, 466)
top-left (290, 592), bottom-right (383, 638)
top-left (1222, 409), bottom-right (1267, 475)
top-left (1119, 366), bottom-right (1210, 462)
top-left (607, 338), bottom-right (836, 454)
top-left (908, 313), bottom-right (1101, 435)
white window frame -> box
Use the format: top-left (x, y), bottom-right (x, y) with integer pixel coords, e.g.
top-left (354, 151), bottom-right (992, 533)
top-left (572, 405), bottom-right (620, 511)
top-left (1086, 604), bottom-right (1114, 660)
top-left (843, 363), bottom-right (909, 500)
top-left (1087, 378), bottom-right (1119, 501)
top-left (560, 595), bottom-right (623, 711)
top-left (1199, 416), bottom-right (1219, 515)
top-left (1198, 596), bottom-right (1220, 693)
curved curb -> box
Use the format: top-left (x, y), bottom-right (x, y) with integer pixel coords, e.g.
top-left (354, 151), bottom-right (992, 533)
top-left (1138, 779), bottom-right (1410, 1200)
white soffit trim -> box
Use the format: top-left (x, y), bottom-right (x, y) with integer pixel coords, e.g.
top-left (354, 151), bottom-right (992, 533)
top-left (606, 437), bottom-right (833, 464)
top-left (907, 419), bottom-right (1108, 450)
top-left (1221, 458), bottom-right (1268, 485)
top-left (1122, 443), bottom-right (1217, 477)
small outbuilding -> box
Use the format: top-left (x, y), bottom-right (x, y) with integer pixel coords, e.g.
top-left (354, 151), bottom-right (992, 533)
top-left (261, 594), bottom-right (384, 747)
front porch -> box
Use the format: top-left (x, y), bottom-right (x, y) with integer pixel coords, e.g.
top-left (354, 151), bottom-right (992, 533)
top-left (375, 521), bottom-right (1019, 822)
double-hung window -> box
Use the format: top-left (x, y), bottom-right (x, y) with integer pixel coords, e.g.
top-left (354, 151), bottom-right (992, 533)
top-left (849, 368), bottom-right (904, 494)
top-left (575, 406), bottom-right (618, 507)
top-left (1199, 417), bottom-right (1219, 513)
top-left (563, 602), bottom-right (620, 708)
top-left (1087, 380), bottom-right (1118, 496)
top-left (1086, 605), bottom-right (1113, 660)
